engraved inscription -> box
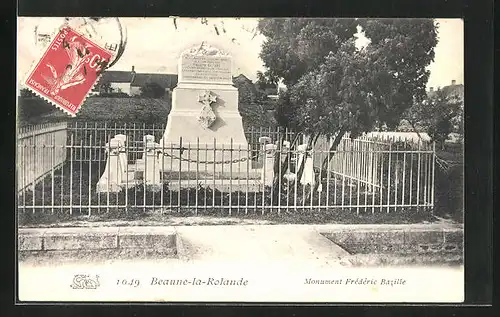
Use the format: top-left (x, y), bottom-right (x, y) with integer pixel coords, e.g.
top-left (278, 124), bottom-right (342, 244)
top-left (181, 55), bottom-right (232, 83)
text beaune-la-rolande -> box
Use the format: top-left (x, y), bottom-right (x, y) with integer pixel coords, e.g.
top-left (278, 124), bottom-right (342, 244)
top-left (151, 277), bottom-right (249, 286)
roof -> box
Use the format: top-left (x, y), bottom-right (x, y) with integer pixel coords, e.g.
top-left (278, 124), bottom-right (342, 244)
top-left (441, 84), bottom-right (464, 100)
top-left (99, 71), bottom-right (134, 84)
top-left (428, 84), bottom-right (464, 100)
top-left (130, 73), bottom-right (178, 89)
top-left (232, 74), bottom-right (253, 83)
top-left (232, 74), bottom-right (258, 98)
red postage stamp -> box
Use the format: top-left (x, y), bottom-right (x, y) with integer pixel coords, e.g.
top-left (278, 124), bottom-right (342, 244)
top-left (24, 26), bottom-right (113, 116)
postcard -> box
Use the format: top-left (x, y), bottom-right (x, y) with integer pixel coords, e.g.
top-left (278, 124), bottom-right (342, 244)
top-left (16, 17), bottom-right (464, 303)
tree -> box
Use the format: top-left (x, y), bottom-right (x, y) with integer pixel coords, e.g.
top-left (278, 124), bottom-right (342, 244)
top-left (257, 18), bottom-right (438, 197)
top-left (258, 19), bottom-right (358, 87)
top-left (256, 71), bottom-right (267, 90)
top-left (18, 89), bottom-right (57, 123)
top-left (405, 88), bottom-right (462, 149)
top-left (254, 71), bottom-right (278, 105)
top-left (357, 19), bottom-right (438, 129)
top-left (256, 70), bottom-right (278, 90)
top-left (20, 88), bottom-right (35, 97)
top-left (273, 90), bottom-right (299, 130)
top-left (100, 82), bottom-right (112, 94)
top-left (139, 82), bottom-right (165, 98)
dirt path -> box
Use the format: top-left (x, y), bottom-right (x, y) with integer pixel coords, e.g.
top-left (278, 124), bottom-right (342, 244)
top-left (175, 225), bottom-right (352, 267)
top-left (20, 216), bottom-right (276, 228)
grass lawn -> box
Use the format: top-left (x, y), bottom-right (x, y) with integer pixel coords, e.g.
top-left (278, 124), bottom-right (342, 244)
top-left (18, 208), bottom-right (439, 228)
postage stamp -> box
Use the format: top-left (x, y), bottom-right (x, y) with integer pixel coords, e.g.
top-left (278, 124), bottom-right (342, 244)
top-left (24, 26), bottom-right (113, 116)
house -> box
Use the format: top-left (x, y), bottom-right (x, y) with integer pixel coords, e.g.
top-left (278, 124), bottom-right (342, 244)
top-left (130, 73), bottom-right (178, 97)
top-left (93, 66), bottom-right (178, 97)
top-left (397, 79), bottom-right (464, 143)
top-left (428, 79), bottom-right (464, 134)
top-left (232, 74), bottom-right (258, 103)
top-left (94, 67), bottom-right (136, 95)
top-left (428, 80), bottom-right (464, 102)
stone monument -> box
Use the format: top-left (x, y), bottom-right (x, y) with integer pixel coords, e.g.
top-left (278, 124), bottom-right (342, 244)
top-left (159, 43), bottom-right (250, 177)
top-left (95, 43), bottom-right (267, 193)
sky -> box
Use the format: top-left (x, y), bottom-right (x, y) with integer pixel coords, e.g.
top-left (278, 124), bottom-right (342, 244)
top-left (17, 17), bottom-right (463, 91)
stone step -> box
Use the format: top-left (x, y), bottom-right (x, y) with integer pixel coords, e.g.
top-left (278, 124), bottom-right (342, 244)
top-left (116, 179), bottom-right (263, 192)
top-left (127, 164), bottom-right (262, 180)
top-left (166, 179), bottom-right (263, 192)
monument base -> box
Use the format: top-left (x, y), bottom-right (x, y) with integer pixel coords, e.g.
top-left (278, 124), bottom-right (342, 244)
top-left (159, 82), bottom-right (252, 178)
top-left (133, 151), bottom-right (261, 179)
top-left (128, 163), bottom-right (263, 191)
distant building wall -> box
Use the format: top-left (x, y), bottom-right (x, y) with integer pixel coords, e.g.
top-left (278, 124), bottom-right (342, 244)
top-left (130, 86), bottom-right (141, 96)
top-left (110, 83), bottom-right (131, 95)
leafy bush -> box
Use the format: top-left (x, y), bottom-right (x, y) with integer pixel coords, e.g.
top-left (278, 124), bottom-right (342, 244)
top-left (17, 97), bottom-right (58, 125)
top-left (434, 145), bottom-right (463, 222)
top-left (139, 82), bottom-right (166, 98)
top-left (97, 92), bottom-right (130, 98)
top-left (75, 97), bottom-right (171, 125)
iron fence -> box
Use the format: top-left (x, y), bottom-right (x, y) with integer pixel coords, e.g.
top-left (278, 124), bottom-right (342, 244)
top-left (16, 122), bottom-right (68, 192)
top-left (67, 122), bottom-right (303, 163)
top-left (17, 122), bottom-right (435, 215)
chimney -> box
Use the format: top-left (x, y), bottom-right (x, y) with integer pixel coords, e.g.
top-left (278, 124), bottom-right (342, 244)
top-left (451, 79), bottom-right (456, 85)
top-left (130, 66), bottom-right (136, 83)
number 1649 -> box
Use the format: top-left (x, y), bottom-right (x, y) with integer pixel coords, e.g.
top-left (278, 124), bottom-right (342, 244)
top-left (117, 279), bottom-right (140, 287)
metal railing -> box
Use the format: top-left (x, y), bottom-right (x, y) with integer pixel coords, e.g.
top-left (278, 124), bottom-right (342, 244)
top-left (16, 122), bottom-right (68, 192)
top-left (17, 122), bottom-right (435, 215)
top-left (67, 122), bottom-right (303, 163)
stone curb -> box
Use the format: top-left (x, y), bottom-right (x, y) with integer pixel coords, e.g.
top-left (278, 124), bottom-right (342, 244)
top-left (18, 225), bottom-right (463, 255)
top-left (319, 227), bottom-right (463, 267)
top-left (319, 227), bottom-right (463, 246)
top-left (18, 227), bottom-right (177, 252)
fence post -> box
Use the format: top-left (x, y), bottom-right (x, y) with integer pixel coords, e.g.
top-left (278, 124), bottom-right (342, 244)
top-left (144, 137), bottom-right (161, 191)
top-left (115, 134), bottom-right (128, 174)
top-left (431, 141), bottom-right (436, 210)
top-left (259, 137), bottom-right (274, 186)
top-left (96, 138), bottom-right (123, 193)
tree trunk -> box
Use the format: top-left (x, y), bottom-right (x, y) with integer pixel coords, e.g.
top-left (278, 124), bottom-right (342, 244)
top-left (306, 128), bottom-right (347, 202)
top-left (295, 132), bottom-right (320, 188)
top-left (407, 119), bottom-right (424, 141)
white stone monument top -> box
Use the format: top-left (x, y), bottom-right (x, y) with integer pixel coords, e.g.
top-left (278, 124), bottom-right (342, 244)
top-left (181, 42), bottom-right (230, 57)
top-left (178, 43), bottom-right (233, 85)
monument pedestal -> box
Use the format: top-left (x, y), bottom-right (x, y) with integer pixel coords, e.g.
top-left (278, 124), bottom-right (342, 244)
top-left (159, 83), bottom-right (251, 178)
top-left (161, 83), bottom-right (248, 148)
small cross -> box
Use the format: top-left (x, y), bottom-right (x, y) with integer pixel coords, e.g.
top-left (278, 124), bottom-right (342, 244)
top-left (198, 90), bottom-right (217, 106)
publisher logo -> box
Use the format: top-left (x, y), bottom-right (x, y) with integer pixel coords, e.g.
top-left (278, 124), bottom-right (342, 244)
top-left (70, 274), bottom-right (100, 289)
